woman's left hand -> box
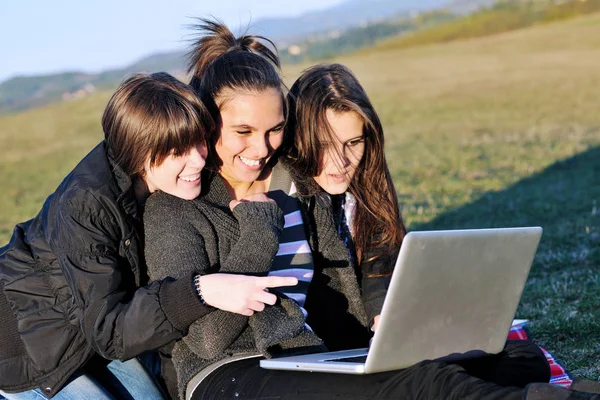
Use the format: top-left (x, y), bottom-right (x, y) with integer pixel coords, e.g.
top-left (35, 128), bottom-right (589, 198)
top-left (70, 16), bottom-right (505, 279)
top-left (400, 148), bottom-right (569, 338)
top-left (372, 315), bottom-right (381, 332)
top-left (229, 193), bottom-right (275, 211)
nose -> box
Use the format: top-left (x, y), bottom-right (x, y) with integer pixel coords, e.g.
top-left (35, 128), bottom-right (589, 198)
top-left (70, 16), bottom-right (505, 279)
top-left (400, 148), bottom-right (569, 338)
top-left (329, 145), bottom-right (351, 171)
top-left (249, 133), bottom-right (270, 159)
top-left (340, 150), bottom-right (352, 169)
top-left (188, 143), bottom-right (207, 168)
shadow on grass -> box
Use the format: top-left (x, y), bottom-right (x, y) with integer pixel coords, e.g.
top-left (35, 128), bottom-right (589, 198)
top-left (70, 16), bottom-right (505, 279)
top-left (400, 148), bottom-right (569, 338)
top-left (411, 145), bottom-right (600, 377)
top-left (413, 145), bottom-right (599, 238)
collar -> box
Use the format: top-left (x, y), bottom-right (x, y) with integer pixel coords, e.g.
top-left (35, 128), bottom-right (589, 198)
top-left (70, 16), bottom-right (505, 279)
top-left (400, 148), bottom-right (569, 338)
top-left (104, 141), bottom-right (141, 220)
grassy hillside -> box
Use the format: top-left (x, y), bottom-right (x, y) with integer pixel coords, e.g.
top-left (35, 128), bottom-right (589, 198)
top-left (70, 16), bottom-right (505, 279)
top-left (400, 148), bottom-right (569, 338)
top-left (372, 0), bottom-right (600, 52)
top-left (2, 13), bottom-right (600, 378)
top-left (0, 92), bottom-right (111, 240)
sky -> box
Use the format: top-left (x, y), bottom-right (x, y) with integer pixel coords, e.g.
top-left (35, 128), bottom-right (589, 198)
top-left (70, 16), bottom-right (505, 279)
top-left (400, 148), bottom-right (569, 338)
top-left (0, 0), bottom-right (346, 83)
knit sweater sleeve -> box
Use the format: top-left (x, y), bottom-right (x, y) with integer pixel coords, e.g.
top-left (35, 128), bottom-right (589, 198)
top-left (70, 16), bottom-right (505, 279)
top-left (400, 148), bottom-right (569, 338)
top-left (143, 193), bottom-right (216, 332)
top-left (145, 192), bottom-right (241, 359)
top-left (144, 192), bottom-right (214, 280)
top-left (145, 194), bottom-right (284, 276)
top-left (183, 200), bottom-right (285, 359)
top-left (223, 200), bottom-right (284, 274)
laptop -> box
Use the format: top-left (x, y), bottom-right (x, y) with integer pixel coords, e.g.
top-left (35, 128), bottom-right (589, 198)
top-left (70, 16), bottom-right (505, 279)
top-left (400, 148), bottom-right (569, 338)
top-left (260, 227), bottom-right (542, 374)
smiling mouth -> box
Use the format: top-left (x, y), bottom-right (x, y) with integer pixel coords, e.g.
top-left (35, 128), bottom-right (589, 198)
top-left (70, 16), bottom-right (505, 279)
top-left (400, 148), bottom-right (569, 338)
top-left (179, 173), bottom-right (201, 183)
top-left (238, 155), bottom-right (264, 168)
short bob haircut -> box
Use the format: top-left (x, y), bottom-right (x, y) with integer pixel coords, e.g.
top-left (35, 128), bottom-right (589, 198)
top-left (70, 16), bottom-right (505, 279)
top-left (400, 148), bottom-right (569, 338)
top-left (102, 72), bottom-right (214, 177)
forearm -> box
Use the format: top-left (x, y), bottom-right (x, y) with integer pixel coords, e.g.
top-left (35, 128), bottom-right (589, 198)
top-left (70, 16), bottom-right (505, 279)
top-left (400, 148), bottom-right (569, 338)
top-left (362, 274), bottom-right (390, 324)
top-left (51, 193), bottom-right (210, 360)
top-left (56, 245), bottom-right (211, 359)
top-left (81, 274), bottom-right (211, 360)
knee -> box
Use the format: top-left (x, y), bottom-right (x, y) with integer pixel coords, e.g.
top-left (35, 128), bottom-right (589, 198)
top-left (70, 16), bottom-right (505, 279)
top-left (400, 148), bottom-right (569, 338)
top-left (504, 341), bottom-right (551, 383)
top-left (504, 340), bottom-right (544, 360)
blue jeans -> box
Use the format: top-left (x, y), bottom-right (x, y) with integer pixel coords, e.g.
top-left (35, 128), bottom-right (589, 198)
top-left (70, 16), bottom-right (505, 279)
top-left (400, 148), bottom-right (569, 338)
top-left (0, 357), bottom-right (165, 400)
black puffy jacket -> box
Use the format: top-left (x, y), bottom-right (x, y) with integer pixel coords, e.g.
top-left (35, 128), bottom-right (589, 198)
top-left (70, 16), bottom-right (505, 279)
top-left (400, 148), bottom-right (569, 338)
top-left (0, 142), bottom-right (210, 397)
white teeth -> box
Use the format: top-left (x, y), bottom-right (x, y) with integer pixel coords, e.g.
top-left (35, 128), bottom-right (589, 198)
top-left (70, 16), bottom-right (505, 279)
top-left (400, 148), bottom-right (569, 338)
top-left (239, 156), bottom-right (261, 167)
top-left (180, 174), bottom-right (200, 182)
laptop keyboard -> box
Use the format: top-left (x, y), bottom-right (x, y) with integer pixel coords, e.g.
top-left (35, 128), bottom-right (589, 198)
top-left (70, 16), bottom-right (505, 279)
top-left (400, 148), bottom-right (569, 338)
top-left (324, 355), bottom-right (368, 363)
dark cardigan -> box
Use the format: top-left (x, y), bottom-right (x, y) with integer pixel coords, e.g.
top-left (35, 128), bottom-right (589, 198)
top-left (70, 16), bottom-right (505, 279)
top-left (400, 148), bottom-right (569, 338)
top-left (301, 190), bottom-right (395, 351)
top-left (143, 172), bottom-right (325, 399)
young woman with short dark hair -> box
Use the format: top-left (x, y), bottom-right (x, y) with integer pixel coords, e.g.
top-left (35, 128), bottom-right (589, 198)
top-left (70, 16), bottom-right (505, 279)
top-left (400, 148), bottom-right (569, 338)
top-left (0, 72), bottom-right (217, 399)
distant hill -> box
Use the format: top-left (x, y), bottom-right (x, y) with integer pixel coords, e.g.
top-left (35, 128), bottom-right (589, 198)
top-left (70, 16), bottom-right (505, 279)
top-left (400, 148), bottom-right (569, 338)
top-left (0, 0), bottom-right (494, 114)
top-left (0, 51), bottom-right (188, 114)
top-left (444, 0), bottom-right (497, 13)
top-left (279, 10), bottom-right (457, 64)
top-left (251, 0), bottom-right (449, 45)
top-left (0, 52), bottom-right (188, 97)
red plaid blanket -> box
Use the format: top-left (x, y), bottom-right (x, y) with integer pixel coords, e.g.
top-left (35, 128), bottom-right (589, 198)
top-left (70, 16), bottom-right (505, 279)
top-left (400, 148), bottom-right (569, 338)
top-left (508, 321), bottom-right (572, 388)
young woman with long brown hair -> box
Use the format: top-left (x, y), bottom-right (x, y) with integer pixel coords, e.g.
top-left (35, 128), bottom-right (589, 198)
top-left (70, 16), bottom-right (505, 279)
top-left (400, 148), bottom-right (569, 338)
top-left (277, 63), bottom-right (600, 399)
top-left (283, 63), bottom-right (406, 346)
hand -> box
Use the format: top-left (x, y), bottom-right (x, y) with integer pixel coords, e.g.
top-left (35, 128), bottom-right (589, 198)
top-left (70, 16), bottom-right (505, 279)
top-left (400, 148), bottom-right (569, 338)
top-left (371, 315), bottom-right (381, 332)
top-left (229, 193), bottom-right (275, 211)
top-left (198, 273), bottom-right (298, 316)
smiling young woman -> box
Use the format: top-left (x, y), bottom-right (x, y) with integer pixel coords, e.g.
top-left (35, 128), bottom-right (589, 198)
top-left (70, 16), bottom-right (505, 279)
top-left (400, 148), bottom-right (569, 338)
top-left (140, 19), bottom-right (312, 399)
top-left (142, 142), bottom-right (208, 200)
top-left (186, 20), bottom-right (288, 201)
top-left (0, 72), bottom-right (215, 400)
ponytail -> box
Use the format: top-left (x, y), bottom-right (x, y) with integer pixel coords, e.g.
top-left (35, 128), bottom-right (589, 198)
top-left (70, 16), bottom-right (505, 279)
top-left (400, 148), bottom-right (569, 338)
top-left (186, 18), bottom-right (282, 102)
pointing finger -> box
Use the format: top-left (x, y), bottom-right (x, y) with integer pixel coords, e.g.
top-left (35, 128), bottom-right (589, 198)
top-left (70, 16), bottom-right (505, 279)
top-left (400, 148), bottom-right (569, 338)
top-left (256, 276), bottom-right (298, 288)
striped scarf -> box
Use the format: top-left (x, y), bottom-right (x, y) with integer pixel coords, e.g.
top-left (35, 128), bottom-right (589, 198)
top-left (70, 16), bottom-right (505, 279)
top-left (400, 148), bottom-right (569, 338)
top-left (268, 164), bottom-right (314, 320)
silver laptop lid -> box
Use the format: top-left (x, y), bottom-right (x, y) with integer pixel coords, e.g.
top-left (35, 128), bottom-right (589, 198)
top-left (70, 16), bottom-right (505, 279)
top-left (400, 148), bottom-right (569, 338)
top-left (365, 227), bottom-right (542, 373)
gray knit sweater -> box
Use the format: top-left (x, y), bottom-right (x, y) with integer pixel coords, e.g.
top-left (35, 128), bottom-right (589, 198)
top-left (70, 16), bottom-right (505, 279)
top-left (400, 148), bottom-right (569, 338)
top-left (144, 172), bottom-right (325, 399)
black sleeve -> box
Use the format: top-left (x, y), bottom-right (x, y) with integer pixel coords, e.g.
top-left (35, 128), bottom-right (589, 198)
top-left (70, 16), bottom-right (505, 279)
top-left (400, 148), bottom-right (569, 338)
top-left (360, 242), bottom-right (399, 324)
top-left (49, 189), bottom-right (210, 361)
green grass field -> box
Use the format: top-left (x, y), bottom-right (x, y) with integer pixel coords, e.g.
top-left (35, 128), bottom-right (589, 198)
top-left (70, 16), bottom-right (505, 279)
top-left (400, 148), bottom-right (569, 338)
top-left (1, 13), bottom-right (600, 379)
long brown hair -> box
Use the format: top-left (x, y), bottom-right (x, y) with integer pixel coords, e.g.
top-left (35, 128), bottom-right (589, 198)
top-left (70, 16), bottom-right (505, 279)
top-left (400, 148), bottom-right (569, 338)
top-left (102, 72), bottom-right (214, 176)
top-left (285, 64), bottom-right (406, 268)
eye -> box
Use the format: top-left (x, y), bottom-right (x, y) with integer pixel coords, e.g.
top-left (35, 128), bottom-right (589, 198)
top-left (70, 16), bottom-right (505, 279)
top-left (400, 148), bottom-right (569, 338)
top-left (346, 137), bottom-right (365, 147)
top-left (236, 130), bottom-right (251, 135)
top-left (269, 127), bottom-right (284, 135)
top-left (170, 149), bottom-right (185, 158)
